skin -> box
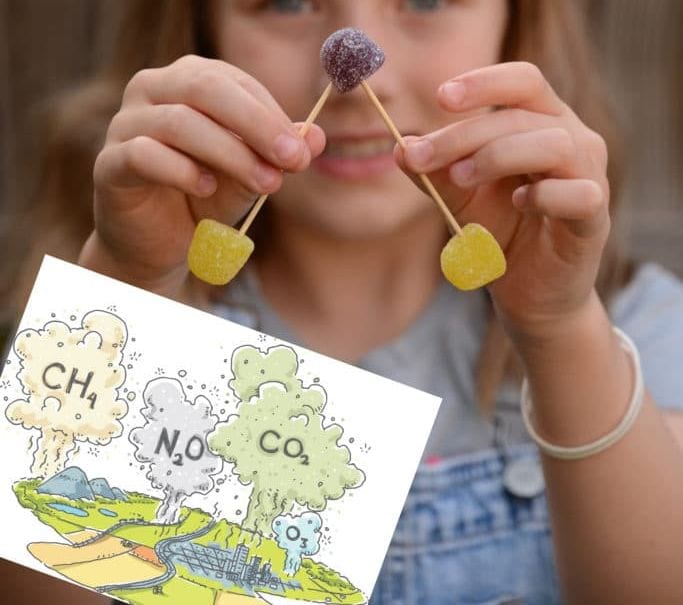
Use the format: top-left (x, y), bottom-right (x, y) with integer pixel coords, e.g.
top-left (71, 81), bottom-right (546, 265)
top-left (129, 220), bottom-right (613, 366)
top-left (76, 0), bottom-right (683, 603)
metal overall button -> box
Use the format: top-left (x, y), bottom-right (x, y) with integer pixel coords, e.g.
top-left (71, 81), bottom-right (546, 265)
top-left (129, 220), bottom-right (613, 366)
top-left (502, 457), bottom-right (545, 499)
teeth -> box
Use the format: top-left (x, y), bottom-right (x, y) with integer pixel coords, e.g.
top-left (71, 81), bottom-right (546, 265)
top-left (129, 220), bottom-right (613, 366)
top-left (325, 139), bottom-right (394, 158)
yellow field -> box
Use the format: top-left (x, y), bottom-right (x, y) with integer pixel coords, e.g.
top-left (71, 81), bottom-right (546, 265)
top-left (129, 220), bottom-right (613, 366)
top-left (28, 536), bottom-right (132, 566)
top-left (214, 592), bottom-right (267, 604)
top-left (53, 551), bottom-right (164, 587)
top-left (28, 536), bottom-right (165, 589)
top-left (64, 529), bottom-right (99, 544)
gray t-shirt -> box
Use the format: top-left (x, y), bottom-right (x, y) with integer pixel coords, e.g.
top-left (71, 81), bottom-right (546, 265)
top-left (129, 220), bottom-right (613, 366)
top-left (213, 263), bottom-right (683, 459)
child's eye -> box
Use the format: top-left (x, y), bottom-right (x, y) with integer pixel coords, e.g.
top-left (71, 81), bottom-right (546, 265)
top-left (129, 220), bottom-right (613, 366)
top-left (403, 0), bottom-right (446, 11)
top-left (263, 0), bottom-right (315, 13)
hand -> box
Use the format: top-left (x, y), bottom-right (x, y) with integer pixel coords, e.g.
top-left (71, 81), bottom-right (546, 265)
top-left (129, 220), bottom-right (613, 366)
top-left (395, 61), bottom-right (610, 340)
top-left (80, 55), bottom-right (325, 298)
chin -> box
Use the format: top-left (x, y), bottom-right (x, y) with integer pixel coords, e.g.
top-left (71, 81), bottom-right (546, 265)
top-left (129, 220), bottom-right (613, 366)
top-left (271, 174), bottom-right (437, 239)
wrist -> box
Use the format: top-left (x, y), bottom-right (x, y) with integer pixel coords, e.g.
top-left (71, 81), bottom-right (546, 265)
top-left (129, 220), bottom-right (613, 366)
top-left (500, 289), bottom-right (605, 358)
top-left (505, 292), bottom-right (636, 449)
top-left (78, 231), bottom-right (211, 309)
top-left (520, 326), bottom-right (644, 459)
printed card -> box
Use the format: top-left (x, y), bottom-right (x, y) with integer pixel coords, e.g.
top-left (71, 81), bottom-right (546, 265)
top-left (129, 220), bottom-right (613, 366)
top-left (0, 256), bottom-right (440, 605)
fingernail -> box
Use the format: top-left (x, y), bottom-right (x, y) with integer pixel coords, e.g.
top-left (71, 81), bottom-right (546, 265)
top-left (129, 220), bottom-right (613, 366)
top-left (405, 139), bottom-right (434, 171)
top-left (273, 133), bottom-right (303, 165)
top-left (512, 185), bottom-right (530, 209)
top-left (450, 159), bottom-right (475, 186)
top-left (300, 142), bottom-right (311, 167)
top-left (197, 171), bottom-right (217, 195)
top-left (441, 81), bottom-right (466, 105)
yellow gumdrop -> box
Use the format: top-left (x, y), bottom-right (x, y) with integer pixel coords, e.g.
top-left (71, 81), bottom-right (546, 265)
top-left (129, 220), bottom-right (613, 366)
top-left (440, 223), bottom-right (506, 290)
top-left (188, 219), bottom-right (255, 286)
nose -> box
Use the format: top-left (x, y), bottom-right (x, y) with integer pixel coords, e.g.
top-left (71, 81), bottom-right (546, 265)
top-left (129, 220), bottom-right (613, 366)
top-left (333, 2), bottom-right (388, 52)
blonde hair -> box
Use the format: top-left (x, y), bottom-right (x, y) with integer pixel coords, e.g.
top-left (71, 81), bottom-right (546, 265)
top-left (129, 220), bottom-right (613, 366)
top-left (8, 0), bottom-right (630, 413)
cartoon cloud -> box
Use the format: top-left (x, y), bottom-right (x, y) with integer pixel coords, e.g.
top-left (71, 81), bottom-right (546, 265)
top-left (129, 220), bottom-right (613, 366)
top-left (130, 377), bottom-right (223, 524)
top-left (6, 310), bottom-right (129, 477)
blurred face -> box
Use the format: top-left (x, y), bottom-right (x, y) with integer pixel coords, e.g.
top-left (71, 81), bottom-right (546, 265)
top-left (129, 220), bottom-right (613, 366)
top-left (213, 0), bottom-right (508, 241)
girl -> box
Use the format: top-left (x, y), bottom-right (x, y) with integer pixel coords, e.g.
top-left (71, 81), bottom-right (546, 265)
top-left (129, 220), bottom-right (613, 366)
top-left (11, 1), bottom-right (683, 603)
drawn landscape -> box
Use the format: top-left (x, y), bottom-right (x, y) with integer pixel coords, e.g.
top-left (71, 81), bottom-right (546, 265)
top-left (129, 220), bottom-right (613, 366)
top-left (14, 467), bottom-right (365, 604)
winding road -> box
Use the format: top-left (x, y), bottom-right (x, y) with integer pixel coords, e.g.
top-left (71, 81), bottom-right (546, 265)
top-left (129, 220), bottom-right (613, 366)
top-left (96, 519), bottom-right (216, 594)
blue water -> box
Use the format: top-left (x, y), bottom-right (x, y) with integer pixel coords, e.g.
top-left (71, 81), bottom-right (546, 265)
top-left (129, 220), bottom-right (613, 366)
top-left (48, 503), bottom-right (89, 517)
top-left (99, 508), bottom-right (118, 517)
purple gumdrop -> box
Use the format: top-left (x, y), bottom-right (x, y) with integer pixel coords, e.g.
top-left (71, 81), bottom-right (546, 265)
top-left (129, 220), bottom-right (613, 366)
top-left (320, 27), bottom-right (385, 93)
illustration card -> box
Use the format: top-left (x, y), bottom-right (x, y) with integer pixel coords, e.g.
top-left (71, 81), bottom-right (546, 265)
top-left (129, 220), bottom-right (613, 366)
top-left (0, 256), bottom-right (441, 605)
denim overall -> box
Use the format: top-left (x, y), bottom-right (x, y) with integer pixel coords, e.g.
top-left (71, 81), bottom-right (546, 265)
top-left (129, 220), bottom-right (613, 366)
top-left (370, 444), bottom-right (561, 605)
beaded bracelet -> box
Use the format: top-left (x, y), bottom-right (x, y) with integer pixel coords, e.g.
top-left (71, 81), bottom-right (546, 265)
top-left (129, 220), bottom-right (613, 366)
top-left (521, 327), bottom-right (644, 460)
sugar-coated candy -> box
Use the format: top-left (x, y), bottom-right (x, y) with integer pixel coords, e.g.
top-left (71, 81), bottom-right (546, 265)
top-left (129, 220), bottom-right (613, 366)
top-left (440, 223), bottom-right (506, 290)
top-left (188, 219), bottom-right (255, 286)
top-left (320, 28), bottom-right (385, 93)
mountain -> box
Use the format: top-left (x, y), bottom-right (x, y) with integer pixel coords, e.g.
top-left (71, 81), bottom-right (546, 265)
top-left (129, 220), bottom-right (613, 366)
top-left (37, 467), bottom-right (129, 502)
top-left (111, 487), bottom-right (129, 501)
top-left (37, 467), bottom-right (95, 501)
top-left (89, 478), bottom-right (116, 500)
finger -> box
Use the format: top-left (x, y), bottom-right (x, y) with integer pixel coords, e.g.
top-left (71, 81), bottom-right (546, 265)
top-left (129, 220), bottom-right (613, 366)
top-left (295, 122), bottom-right (327, 159)
top-left (109, 104), bottom-right (285, 194)
top-left (94, 136), bottom-right (217, 200)
top-left (399, 108), bottom-right (558, 174)
top-left (512, 178), bottom-right (608, 237)
top-left (126, 56), bottom-right (293, 123)
top-left (448, 127), bottom-right (577, 188)
top-left (194, 124), bottom-right (325, 225)
top-left (124, 57), bottom-right (310, 171)
top-left (438, 62), bottom-right (567, 117)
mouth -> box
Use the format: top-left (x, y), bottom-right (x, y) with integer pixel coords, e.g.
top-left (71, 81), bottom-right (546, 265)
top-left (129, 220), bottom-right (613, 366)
top-left (323, 137), bottom-right (396, 159)
top-left (312, 135), bottom-right (399, 181)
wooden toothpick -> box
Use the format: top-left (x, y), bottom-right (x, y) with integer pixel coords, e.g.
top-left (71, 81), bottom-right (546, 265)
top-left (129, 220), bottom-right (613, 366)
top-left (239, 82), bottom-right (334, 235)
top-left (360, 80), bottom-right (463, 236)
